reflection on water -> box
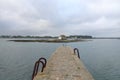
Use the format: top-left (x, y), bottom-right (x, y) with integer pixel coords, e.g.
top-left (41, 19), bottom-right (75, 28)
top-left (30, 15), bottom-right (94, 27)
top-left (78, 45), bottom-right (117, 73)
top-left (0, 39), bottom-right (120, 80)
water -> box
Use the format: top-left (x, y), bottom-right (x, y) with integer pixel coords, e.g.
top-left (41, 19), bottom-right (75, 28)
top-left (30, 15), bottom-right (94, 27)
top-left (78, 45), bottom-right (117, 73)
top-left (0, 39), bottom-right (120, 80)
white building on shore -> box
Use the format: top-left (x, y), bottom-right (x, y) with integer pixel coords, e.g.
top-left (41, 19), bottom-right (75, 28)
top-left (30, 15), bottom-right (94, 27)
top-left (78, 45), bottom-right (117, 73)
top-left (58, 35), bottom-right (67, 40)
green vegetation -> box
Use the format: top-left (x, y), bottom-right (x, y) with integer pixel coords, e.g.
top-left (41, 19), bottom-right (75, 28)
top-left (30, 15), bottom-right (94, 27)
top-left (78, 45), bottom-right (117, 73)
top-left (1, 35), bottom-right (120, 39)
top-left (68, 35), bottom-right (92, 39)
top-left (0, 35), bottom-right (55, 38)
top-left (0, 35), bottom-right (92, 39)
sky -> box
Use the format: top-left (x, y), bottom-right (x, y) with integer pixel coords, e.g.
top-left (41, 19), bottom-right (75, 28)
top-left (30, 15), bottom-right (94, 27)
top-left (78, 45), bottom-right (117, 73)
top-left (0, 0), bottom-right (120, 37)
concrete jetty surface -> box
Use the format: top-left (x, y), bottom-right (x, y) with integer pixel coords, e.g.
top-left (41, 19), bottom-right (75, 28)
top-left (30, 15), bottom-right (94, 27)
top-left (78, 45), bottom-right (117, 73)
top-left (34, 46), bottom-right (94, 80)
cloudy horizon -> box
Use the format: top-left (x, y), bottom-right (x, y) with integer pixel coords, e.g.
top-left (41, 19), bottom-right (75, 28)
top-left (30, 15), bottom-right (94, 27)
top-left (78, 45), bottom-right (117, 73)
top-left (0, 0), bottom-right (120, 37)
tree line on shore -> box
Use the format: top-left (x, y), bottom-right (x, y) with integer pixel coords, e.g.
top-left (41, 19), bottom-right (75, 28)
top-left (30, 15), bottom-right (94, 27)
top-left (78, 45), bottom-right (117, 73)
top-left (0, 35), bottom-right (93, 39)
top-left (0, 35), bottom-right (120, 39)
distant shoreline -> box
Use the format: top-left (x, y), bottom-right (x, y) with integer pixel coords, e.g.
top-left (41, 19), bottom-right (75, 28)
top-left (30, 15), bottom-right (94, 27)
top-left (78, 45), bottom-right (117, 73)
top-left (9, 39), bottom-right (88, 43)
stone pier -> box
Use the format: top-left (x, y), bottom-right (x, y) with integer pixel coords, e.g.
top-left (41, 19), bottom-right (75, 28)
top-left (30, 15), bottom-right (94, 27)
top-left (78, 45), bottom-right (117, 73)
top-left (34, 46), bottom-right (94, 80)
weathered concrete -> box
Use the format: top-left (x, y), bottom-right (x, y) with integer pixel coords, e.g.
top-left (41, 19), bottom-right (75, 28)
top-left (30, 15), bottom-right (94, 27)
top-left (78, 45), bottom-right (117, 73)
top-left (34, 46), bottom-right (94, 80)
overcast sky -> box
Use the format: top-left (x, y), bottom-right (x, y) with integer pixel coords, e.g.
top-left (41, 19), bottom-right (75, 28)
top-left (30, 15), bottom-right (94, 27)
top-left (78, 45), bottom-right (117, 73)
top-left (0, 0), bottom-right (120, 37)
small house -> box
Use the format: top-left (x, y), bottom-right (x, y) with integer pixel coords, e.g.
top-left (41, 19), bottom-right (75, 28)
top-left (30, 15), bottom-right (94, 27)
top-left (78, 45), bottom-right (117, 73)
top-left (58, 35), bottom-right (66, 40)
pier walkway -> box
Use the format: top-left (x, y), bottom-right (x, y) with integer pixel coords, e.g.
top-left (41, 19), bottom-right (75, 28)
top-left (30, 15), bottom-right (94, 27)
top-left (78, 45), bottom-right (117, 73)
top-left (33, 46), bottom-right (94, 80)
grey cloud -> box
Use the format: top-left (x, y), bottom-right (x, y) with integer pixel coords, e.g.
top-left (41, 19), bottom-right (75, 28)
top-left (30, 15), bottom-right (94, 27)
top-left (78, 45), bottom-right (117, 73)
top-left (0, 0), bottom-right (120, 36)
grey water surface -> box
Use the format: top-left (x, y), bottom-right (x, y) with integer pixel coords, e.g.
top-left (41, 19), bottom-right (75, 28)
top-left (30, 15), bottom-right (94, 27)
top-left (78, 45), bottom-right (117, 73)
top-left (0, 39), bottom-right (120, 80)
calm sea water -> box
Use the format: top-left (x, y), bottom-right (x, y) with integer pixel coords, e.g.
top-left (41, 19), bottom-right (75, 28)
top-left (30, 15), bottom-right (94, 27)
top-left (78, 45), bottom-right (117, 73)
top-left (0, 39), bottom-right (120, 80)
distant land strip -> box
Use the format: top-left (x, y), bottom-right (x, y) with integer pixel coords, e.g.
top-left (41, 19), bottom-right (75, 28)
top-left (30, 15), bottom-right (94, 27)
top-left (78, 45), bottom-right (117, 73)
top-left (0, 35), bottom-right (92, 38)
top-left (8, 39), bottom-right (87, 43)
top-left (0, 35), bottom-right (120, 39)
